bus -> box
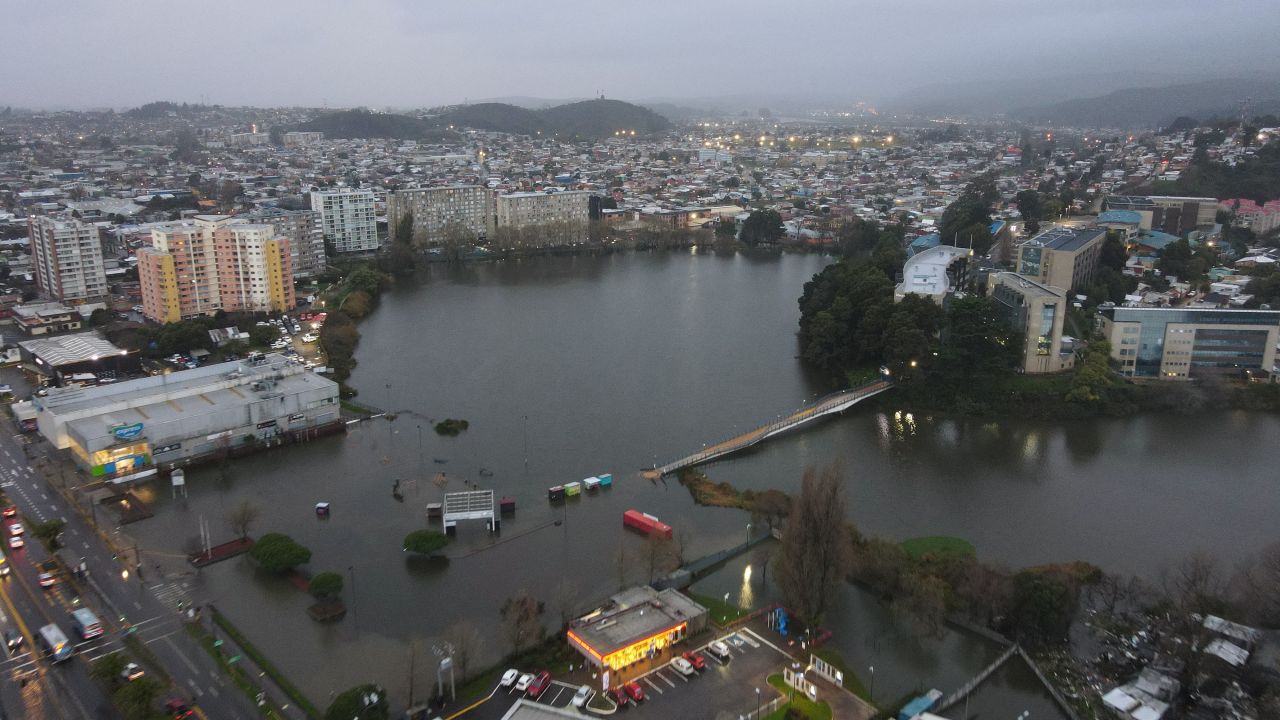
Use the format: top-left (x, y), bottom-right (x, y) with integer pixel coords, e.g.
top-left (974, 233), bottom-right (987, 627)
top-left (70, 608), bottom-right (103, 640)
top-left (37, 624), bottom-right (72, 663)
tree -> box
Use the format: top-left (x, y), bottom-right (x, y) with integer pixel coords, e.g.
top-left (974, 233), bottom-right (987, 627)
top-left (91, 652), bottom-right (129, 689)
top-left (1157, 238), bottom-right (1195, 280)
top-left (225, 499), bottom-right (260, 539)
top-left (1099, 233), bottom-right (1128, 271)
top-left (893, 572), bottom-right (948, 637)
top-left (1008, 570), bottom-right (1076, 645)
top-left (749, 489), bottom-right (791, 532)
top-left (30, 518), bottom-right (65, 549)
top-left (643, 532), bottom-right (678, 584)
top-left (394, 212), bottom-right (415, 246)
top-left (498, 590), bottom-right (545, 655)
top-left (308, 571), bottom-right (344, 599)
top-left (247, 324), bottom-right (277, 348)
top-left (613, 543), bottom-right (629, 590)
top-left (778, 464), bottom-right (852, 627)
top-left (248, 533), bottom-right (311, 573)
top-left (443, 619), bottom-right (483, 682)
top-left (325, 684), bottom-right (389, 720)
top-left (89, 308), bottom-right (113, 327)
top-left (403, 529), bottom-right (449, 556)
top-left (114, 676), bottom-right (164, 718)
top-left (739, 209), bottom-right (785, 246)
top-left (1015, 190), bottom-right (1042, 234)
top-left (552, 578), bottom-right (580, 630)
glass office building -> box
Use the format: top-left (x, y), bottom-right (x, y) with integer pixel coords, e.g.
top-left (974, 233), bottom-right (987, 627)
top-left (1100, 306), bottom-right (1280, 378)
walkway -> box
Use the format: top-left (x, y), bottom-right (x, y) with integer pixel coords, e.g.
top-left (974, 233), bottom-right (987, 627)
top-left (651, 379), bottom-right (893, 476)
top-left (935, 642), bottom-right (1020, 713)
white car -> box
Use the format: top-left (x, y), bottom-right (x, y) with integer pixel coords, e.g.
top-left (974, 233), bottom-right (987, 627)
top-left (301, 333), bottom-right (319, 343)
top-left (500, 669), bottom-right (519, 688)
top-left (707, 640), bottom-right (731, 661)
top-left (572, 684), bottom-right (592, 708)
top-left (121, 662), bottom-right (145, 681)
top-left (8, 523), bottom-right (23, 537)
top-left (671, 657), bottom-right (695, 676)
top-left (514, 673), bottom-right (533, 692)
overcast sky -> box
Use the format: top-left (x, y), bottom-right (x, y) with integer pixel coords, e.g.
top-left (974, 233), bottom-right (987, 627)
top-left (5, 0), bottom-right (1278, 110)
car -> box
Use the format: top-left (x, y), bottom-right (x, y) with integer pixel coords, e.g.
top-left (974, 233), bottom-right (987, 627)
top-left (527, 670), bottom-right (552, 698)
top-left (500, 668), bottom-right (519, 688)
top-left (37, 572), bottom-right (55, 588)
top-left (4, 629), bottom-right (22, 652)
top-left (610, 687), bottom-right (629, 706)
top-left (301, 333), bottom-right (319, 343)
top-left (164, 698), bottom-right (195, 719)
top-left (121, 662), bottom-right (145, 681)
top-left (623, 682), bottom-right (645, 702)
top-left (0, 556), bottom-right (9, 575)
top-left (1, 506), bottom-right (14, 518)
top-left (671, 656), bottom-right (695, 676)
top-left (514, 673), bottom-right (533, 692)
top-left (572, 684), bottom-right (592, 708)
top-left (682, 651), bottom-right (706, 671)
top-left (707, 640), bottom-right (731, 661)
top-left (8, 522), bottom-right (23, 536)
top-left (8, 536), bottom-right (22, 550)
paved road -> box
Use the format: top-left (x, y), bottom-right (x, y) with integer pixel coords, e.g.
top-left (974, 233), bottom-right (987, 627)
top-left (0, 412), bottom-right (264, 720)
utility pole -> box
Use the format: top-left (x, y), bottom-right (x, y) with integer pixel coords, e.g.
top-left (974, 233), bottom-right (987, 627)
top-left (348, 565), bottom-right (359, 637)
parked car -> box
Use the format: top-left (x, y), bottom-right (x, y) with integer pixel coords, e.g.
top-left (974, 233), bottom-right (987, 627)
top-left (121, 662), bottom-right (145, 681)
top-left (623, 682), bottom-right (645, 702)
top-left (8, 522), bottom-right (23, 536)
top-left (0, 556), bottom-right (9, 576)
top-left (515, 673), bottom-right (533, 692)
top-left (682, 650), bottom-right (706, 670)
top-left (707, 641), bottom-right (731, 661)
top-left (4, 629), bottom-right (22, 652)
top-left (527, 671), bottom-right (552, 698)
top-left (164, 698), bottom-right (195, 719)
top-left (572, 684), bottom-right (592, 708)
top-left (671, 656), bottom-right (695, 676)
top-left (610, 687), bottom-right (629, 706)
top-left (37, 572), bottom-right (55, 588)
top-left (500, 669), bottom-right (519, 688)
top-left (0, 506), bottom-right (14, 518)
top-left (8, 536), bottom-right (23, 550)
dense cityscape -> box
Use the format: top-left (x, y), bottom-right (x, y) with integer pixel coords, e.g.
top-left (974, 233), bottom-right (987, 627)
top-left (2, 4), bottom-right (1280, 720)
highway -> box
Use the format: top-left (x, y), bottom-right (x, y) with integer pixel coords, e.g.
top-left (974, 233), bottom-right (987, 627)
top-left (0, 400), bottom-right (264, 720)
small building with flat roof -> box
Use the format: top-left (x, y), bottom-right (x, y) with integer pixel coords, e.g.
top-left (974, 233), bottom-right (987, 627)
top-left (19, 332), bottom-right (138, 386)
top-left (566, 586), bottom-right (707, 682)
top-left (1016, 226), bottom-right (1106, 292)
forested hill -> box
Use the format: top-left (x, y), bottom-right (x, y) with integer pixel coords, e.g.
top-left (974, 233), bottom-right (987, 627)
top-left (294, 110), bottom-right (457, 141)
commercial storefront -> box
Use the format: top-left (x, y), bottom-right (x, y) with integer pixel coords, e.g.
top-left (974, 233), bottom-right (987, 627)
top-left (566, 586), bottom-right (707, 684)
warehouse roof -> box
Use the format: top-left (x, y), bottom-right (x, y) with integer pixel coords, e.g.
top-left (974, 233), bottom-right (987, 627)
top-left (19, 333), bottom-right (126, 368)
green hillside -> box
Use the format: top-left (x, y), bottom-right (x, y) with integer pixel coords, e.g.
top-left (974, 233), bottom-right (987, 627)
top-left (295, 109), bottom-right (457, 141)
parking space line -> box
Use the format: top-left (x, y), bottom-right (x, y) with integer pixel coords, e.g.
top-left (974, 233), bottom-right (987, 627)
top-left (735, 631), bottom-right (761, 648)
top-left (642, 677), bottom-right (663, 694)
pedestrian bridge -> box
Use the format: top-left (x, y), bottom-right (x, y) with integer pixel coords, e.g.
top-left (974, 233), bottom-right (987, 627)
top-left (648, 378), bottom-right (894, 477)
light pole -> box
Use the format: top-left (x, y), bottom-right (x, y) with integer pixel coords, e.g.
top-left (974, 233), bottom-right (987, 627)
top-left (522, 414), bottom-right (528, 469)
top-left (755, 686), bottom-right (760, 718)
top-left (869, 665), bottom-right (875, 703)
top-left (746, 522), bottom-right (752, 545)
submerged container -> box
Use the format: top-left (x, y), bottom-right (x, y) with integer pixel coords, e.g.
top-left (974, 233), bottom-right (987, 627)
top-left (548, 485), bottom-right (565, 501)
top-left (598, 473), bottom-right (613, 487)
top-left (584, 477), bottom-right (601, 491)
top-left (564, 481), bottom-right (582, 497)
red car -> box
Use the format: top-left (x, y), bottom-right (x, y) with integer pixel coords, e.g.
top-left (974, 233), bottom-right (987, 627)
top-left (611, 687), bottom-right (629, 706)
top-left (682, 651), bottom-right (706, 671)
top-left (527, 670), bottom-right (552, 698)
top-left (164, 699), bottom-right (195, 719)
top-left (1, 506), bottom-right (15, 518)
top-left (623, 681), bottom-right (645, 702)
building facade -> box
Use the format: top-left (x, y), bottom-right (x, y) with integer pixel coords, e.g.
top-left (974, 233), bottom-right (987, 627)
top-left (1105, 195), bottom-right (1218, 237)
top-left (244, 208), bottom-right (326, 279)
top-left (28, 216), bottom-right (108, 302)
top-left (1099, 306), bottom-right (1280, 379)
top-left (386, 186), bottom-right (493, 245)
top-left (214, 224), bottom-right (295, 314)
top-left (494, 191), bottom-right (591, 245)
top-left (1016, 226), bottom-right (1106, 292)
top-left (894, 244), bottom-right (972, 304)
top-left (310, 189), bottom-right (378, 253)
top-left (988, 272), bottom-right (1074, 374)
top-left (34, 353), bottom-right (340, 481)
top-left (566, 586), bottom-right (707, 684)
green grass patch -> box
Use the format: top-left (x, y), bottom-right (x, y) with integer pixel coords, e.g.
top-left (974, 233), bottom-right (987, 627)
top-left (123, 634), bottom-right (172, 686)
top-left (211, 611), bottom-right (321, 718)
top-left (184, 622), bottom-right (287, 720)
top-left (901, 536), bottom-right (975, 561)
top-left (764, 673), bottom-right (833, 720)
top-left (688, 591), bottom-right (748, 627)
top-left (811, 648), bottom-right (873, 705)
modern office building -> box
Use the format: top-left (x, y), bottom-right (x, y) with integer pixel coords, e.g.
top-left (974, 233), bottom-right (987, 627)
top-left (33, 353), bottom-right (341, 482)
top-left (566, 586), bottom-right (707, 682)
top-left (1105, 195), bottom-right (1218, 237)
top-left (494, 191), bottom-right (591, 244)
top-left (310, 189), bottom-right (378, 253)
top-left (385, 186), bottom-right (493, 245)
top-left (988, 272), bottom-right (1074, 374)
top-left (244, 208), bottom-right (326, 279)
top-left (894, 244), bottom-right (972, 304)
top-left (28, 215), bottom-right (108, 302)
top-left (1099, 306), bottom-right (1280, 379)
top-left (139, 215), bottom-right (294, 323)
top-left (1016, 226), bottom-right (1106, 292)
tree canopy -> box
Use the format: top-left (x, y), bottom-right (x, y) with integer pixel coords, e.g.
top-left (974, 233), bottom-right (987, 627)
top-left (403, 529), bottom-right (450, 556)
top-left (308, 571), bottom-right (344, 599)
top-left (248, 533), bottom-right (312, 573)
top-left (739, 209), bottom-right (785, 246)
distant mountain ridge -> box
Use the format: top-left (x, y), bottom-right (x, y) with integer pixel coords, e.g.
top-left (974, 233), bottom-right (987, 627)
top-left (1010, 78), bottom-right (1280, 128)
top-left (298, 99), bottom-right (670, 140)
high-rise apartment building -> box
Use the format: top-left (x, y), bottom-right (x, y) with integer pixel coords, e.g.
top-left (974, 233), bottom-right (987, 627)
top-left (386, 186), bottom-right (493, 245)
top-left (244, 208), bottom-right (326, 279)
top-left (138, 215), bottom-right (294, 323)
top-left (1016, 226), bottom-right (1106, 292)
top-left (494, 191), bottom-right (591, 244)
top-left (28, 216), bottom-right (108, 302)
top-left (310, 189), bottom-right (378, 253)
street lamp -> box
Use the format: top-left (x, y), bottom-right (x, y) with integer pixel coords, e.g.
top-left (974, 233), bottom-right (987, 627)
top-left (755, 686), bottom-right (761, 718)
top-left (869, 665), bottom-right (875, 702)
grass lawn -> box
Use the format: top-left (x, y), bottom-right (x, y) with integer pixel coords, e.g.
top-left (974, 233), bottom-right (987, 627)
top-left (901, 536), bottom-right (976, 561)
top-left (688, 591), bottom-right (749, 626)
top-left (764, 673), bottom-right (833, 720)
top-left (810, 648), bottom-right (874, 705)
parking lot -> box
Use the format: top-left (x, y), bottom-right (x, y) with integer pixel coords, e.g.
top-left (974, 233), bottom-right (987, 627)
top-left (462, 628), bottom-right (791, 720)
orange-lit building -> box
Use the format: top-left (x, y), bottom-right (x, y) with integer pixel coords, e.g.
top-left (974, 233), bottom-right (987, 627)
top-left (566, 586), bottom-right (707, 684)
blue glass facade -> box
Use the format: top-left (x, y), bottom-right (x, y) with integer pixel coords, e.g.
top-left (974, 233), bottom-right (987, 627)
top-left (1105, 307), bottom-right (1280, 377)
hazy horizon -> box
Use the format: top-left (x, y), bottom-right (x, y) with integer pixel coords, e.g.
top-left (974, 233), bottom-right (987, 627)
top-left (5, 0), bottom-right (1280, 111)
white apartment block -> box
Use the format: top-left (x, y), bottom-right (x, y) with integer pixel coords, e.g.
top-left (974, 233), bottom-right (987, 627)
top-left (244, 208), bottom-right (327, 279)
top-left (386, 186), bottom-right (493, 245)
top-left (310, 189), bottom-right (378, 253)
top-left (28, 216), bottom-right (108, 301)
top-left (495, 191), bottom-right (591, 229)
